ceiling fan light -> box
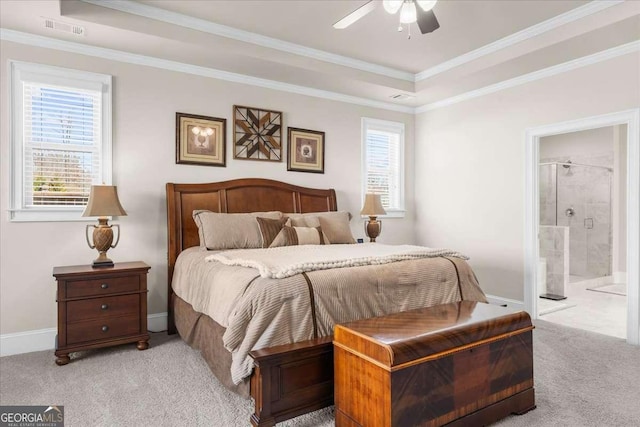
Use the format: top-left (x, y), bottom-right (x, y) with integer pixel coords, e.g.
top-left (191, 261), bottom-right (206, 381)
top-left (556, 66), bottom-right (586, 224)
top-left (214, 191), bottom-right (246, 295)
top-left (399, 2), bottom-right (417, 24)
top-left (383, 0), bottom-right (403, 14)
top-left (416, 0), bottom-right (437, 12)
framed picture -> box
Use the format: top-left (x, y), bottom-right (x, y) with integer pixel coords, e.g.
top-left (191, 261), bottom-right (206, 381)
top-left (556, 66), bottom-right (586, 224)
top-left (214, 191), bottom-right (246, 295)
top-left (233, 105), bottom-right (283, 161)
top-left (176, 112), bottom-right (226, 167)
top-left (287, 127), bottom-right (325, 174)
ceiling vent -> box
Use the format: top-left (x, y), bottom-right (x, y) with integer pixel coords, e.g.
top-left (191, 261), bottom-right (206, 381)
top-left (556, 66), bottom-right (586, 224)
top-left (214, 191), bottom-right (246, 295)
top-left (389, 93), bottom-right (415, 101)
top-left (42, 18), bottom-right (85, 36)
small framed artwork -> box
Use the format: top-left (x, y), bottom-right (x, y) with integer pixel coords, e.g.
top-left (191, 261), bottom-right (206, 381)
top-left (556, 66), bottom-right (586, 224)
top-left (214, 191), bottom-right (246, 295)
top-left (176, 112), bottom-right (226, 167)
top-left (233, 105), bottom-right (283, 161)
top-left (287, 127), bottom-right (325, 174)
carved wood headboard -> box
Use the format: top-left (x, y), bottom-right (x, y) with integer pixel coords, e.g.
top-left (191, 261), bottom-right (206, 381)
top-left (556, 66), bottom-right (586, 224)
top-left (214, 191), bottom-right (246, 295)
top-left (165, 178), bottom-right (337, 333)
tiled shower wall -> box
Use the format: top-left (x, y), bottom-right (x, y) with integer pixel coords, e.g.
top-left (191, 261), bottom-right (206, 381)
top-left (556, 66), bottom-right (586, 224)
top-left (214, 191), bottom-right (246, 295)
top-left (540, 164), bottom-right (557, 226)
top-left (540, 225), bottom-right (569, 296)
top-left (540, 153), bottom-right (612, 278)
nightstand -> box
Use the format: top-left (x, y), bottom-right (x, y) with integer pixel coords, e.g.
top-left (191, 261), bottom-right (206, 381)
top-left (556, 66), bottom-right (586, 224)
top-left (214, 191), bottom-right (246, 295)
top-left (52, 261), bottom-right (150, 365)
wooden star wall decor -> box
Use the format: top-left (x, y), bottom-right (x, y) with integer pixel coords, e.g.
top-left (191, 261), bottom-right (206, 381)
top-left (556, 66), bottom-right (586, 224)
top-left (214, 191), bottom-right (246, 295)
top-left (233, 105), bottom-right (283, 161)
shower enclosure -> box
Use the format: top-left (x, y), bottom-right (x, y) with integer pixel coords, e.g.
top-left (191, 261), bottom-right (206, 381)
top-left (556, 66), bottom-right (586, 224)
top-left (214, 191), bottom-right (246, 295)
top-left (539, 161), bottom-right (612, 282)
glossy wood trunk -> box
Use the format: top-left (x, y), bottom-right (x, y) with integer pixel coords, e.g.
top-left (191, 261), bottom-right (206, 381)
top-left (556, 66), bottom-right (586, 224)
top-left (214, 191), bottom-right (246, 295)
top-left (334, 301), bottom-right (535, 427)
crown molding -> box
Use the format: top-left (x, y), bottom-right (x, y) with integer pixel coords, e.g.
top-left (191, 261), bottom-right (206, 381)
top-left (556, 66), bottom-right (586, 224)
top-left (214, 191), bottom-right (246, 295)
top-left (0, 29), bottom-right (414, 114)
top-left (2, 28), bottom-right (635, 117)
top-left (415, 0), bottom-right (624, 82)
top-left (416, 40), bottom-right (640, 113)
top-left (78, 0), bottom-right (415, 82)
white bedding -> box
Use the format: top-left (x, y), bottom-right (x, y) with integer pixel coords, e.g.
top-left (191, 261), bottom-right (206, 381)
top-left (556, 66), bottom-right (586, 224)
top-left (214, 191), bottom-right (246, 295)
top-left (206, 243), bottom-right (468, 279)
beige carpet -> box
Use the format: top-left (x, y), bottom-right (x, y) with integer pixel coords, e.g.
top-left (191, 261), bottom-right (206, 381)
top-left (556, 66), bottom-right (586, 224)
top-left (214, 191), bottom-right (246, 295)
top-left (1, 320), bottom-right (639, 427)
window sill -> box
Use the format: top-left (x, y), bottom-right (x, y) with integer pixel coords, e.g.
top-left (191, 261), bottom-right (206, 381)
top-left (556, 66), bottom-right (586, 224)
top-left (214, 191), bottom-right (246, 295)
top-left (361, 209), bottom-right (406, 219)
top-left (9, 208), bottom-right (92, 223)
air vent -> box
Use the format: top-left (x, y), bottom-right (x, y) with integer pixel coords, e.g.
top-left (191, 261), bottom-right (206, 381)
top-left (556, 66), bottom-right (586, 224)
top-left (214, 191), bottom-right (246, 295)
top-left (42, 17), bottom-right (85, 36)
top-left (389, 93), bottom-right (415, 101)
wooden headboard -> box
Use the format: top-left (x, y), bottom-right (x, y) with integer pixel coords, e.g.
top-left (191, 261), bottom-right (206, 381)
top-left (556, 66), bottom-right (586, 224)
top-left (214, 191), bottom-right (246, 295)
top-left (165, 178), bottom-right (337, 333)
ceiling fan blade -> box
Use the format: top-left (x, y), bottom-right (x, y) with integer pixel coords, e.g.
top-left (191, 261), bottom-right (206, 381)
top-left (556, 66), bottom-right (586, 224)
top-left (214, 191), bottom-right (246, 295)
top-left (416, 9), bottom-right (440, 34)
top-left (333, 1), bottom-right (377, 29)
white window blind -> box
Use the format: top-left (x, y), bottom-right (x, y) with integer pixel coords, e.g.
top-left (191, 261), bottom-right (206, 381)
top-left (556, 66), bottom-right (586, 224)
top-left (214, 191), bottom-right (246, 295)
top-left (23, 83), bottom-right (101, 207)
top-left (10, 61), bottom-right (112, 222)
top-left (362, 118), bottom-right (405, 216)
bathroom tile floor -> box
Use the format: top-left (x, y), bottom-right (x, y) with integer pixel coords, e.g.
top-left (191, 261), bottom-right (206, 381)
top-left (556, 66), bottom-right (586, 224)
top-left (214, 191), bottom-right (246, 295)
top-left (539, 277), bottom-right (627, 339)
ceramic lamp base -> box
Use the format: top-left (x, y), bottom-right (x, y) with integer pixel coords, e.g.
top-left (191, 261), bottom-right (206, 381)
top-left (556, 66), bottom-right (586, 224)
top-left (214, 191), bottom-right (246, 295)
top-left (365, 217), bottom-right (382, 242)
top-left (87, 218), bottom-right (119, 268)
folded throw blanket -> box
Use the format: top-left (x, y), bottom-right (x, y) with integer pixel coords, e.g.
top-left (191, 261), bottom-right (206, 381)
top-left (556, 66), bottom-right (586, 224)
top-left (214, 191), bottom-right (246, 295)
top-left (206, 243), bottom-right (468, 279)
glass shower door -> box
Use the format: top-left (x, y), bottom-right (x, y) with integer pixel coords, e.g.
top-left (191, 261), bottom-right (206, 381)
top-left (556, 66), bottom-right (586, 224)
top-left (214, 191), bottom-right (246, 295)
top-left (557, 164), bottom-right (586, 277)
top-left (584, 166), bottom-right (612, 277)
top-left (556, 164), bottom-right (612, 278)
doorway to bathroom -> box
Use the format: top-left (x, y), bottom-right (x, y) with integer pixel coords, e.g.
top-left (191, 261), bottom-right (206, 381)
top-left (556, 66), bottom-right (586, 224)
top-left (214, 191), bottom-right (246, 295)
top-left (537, 126), bottom-right (626, 338)
top-left (524, 109), bottom-right (640, 346)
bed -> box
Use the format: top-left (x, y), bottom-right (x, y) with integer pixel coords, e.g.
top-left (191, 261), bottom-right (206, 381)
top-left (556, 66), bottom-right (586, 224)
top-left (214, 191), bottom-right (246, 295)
top-left (166, 178), bottom-right (487, 427)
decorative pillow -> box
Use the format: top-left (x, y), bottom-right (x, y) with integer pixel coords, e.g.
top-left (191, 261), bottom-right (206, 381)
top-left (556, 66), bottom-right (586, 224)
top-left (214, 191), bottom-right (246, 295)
top-left (193, 210), bottom-right (282, 250)
top-left (270, 225), bottom-right (326, 247)
top-left (286, 211), bottom-right (355, 244)
top-left (256, 217), bottom-right (289, 248)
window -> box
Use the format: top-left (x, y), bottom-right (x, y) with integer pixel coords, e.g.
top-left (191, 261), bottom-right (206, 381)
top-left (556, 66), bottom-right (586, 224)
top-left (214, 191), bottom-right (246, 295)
top-left (361, 118), bottom-right (405, 217)
top-left (10, 61), bottom-right (112, 221)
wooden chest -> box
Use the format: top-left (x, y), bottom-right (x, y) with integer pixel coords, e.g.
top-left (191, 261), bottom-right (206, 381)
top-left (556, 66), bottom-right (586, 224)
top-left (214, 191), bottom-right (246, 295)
top-left (333, 301), bottom-right (535, 427)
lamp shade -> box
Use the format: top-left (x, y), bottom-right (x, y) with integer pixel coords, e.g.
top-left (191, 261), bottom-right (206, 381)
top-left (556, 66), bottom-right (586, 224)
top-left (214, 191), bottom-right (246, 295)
top-left (399, 1), bottom-right (417, 24)
top-left (417, 0), bottom-right (438, 12)
top-left (383, 0), bottom-right (403, 14)
top-left (82, 185), bottom-right (127, 217)
top-left (360, 194), bottom-right (387, 216)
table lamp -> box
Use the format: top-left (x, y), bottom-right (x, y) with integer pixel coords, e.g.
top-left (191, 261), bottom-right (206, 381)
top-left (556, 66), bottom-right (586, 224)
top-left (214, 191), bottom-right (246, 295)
top-left (361, 193), bottom-right (386, 242)
top-left (82, 185), bottom-right (127, 267)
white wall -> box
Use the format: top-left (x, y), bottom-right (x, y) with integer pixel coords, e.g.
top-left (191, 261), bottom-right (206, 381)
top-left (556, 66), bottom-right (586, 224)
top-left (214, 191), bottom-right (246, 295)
top-left (415, 52), bottom-right (640, 301)
top-left (540, 126), bottom-right (613, 165)
top-left (0, 41), bottom-right (415, 335)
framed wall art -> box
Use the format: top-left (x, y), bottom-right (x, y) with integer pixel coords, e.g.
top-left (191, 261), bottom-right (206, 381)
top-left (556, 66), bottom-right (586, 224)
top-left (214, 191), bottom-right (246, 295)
top-left (287, 127), bottom-right (325, 174)
top-left (176, 112), bottom-right (226, 167)
top-left (233, 105), bottom-right (283, 161)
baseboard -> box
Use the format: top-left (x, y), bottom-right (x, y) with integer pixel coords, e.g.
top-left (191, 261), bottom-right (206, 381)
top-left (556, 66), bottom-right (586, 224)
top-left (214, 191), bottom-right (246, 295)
top-left (0, 327), bottom-right (57, 357)
top-left (147, 312), bottom-right (168, 333)
top-left (484, 294), bottom-right (525, 310)
top-left (0, 312), bottom-right (168, 357)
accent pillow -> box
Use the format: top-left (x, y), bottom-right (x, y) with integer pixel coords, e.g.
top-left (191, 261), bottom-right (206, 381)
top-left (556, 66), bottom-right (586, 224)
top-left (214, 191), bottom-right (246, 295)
top-left (193, 210), bottom-right (282, 250)
top-left (270, 225), bottom-right (326, 247)
top-left (286, 211), bottom-right (355, 244)
top-left (256, 217), bottom-right (289, 248)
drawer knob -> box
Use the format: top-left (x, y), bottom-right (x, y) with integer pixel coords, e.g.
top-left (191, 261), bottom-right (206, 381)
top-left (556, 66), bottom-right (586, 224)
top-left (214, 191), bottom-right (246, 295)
top-left (101, 325), bottom-right (109, 332)
top-left (101, 283), bottom-right (109, 289)
top-left (101, 304), bottom-right (108, 310)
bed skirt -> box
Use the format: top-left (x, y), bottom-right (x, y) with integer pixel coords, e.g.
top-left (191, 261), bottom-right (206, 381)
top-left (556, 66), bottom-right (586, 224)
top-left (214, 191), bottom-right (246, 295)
top-left (173, 294), bottom-right (250, 397)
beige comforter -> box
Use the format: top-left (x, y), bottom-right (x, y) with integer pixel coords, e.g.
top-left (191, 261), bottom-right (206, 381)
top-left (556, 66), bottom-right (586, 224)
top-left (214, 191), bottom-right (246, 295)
top-left (172, 244), bottom-right (487, 384)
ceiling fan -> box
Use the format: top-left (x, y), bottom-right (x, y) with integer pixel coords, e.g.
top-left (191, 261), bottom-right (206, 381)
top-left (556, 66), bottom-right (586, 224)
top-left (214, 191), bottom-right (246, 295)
top-left (333, 0), bottom-right (440, 37)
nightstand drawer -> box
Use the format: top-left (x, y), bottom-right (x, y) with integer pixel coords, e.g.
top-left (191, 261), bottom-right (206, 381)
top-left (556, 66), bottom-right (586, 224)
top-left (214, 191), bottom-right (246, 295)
top-left (67, 294), bottom-right (140, 323)
top-left (66, 275), bottom-right (140, 298)
top-left (67, 314), bottom-right (141, 345)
